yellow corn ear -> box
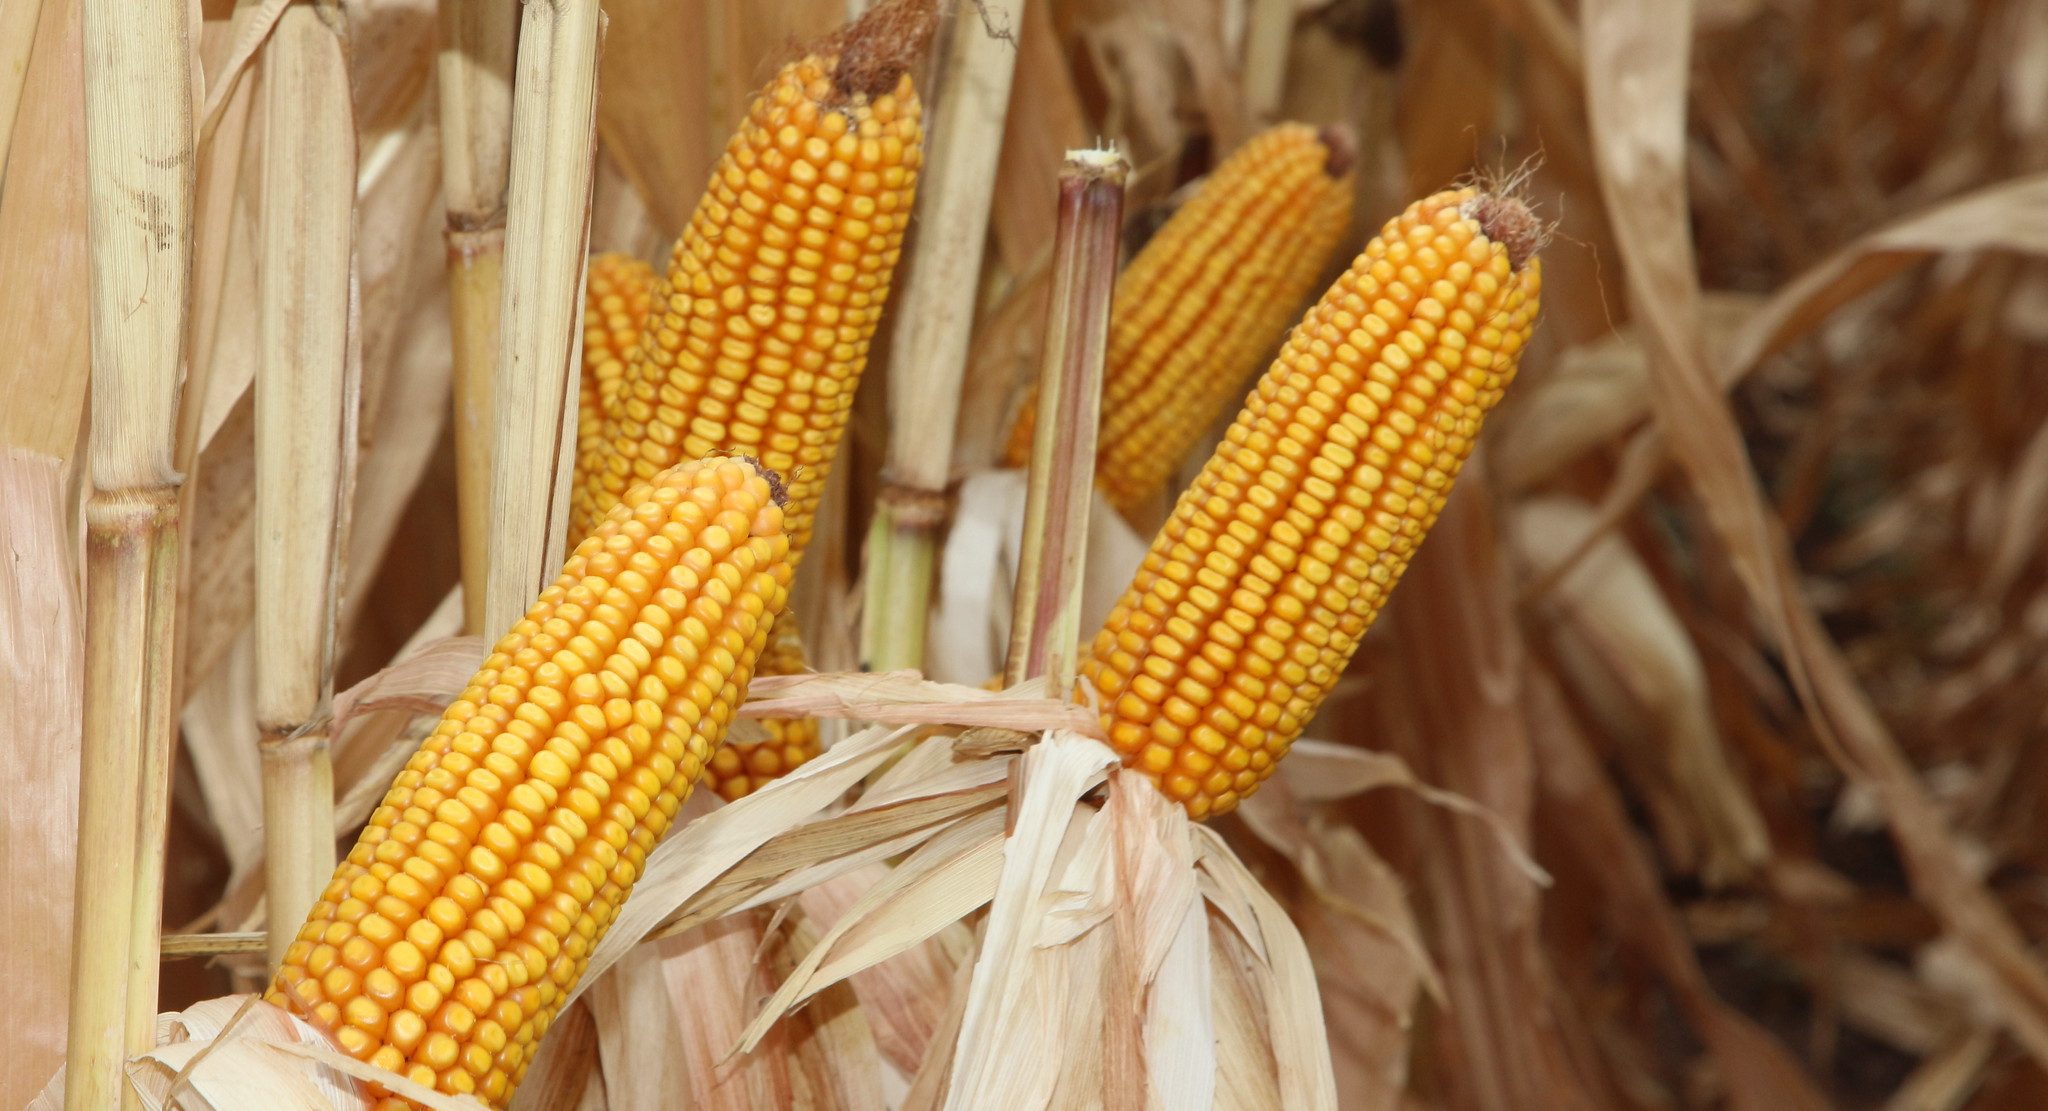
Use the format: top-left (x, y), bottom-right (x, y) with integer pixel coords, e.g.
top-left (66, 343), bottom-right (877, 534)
top-left (575, 253), bottom-right (656, 500)
top-left (1005, 124), bottom-right (1355, 518)
top-left (269, 458), bottom-right (794, 1107)
top-left (569, 256), bottom-right (824, 804)
top-left (1081, 188), bottom-right (1543, 819)
top-left (567, 19), bottom-right (928, 801)
top-left (568, 53), bottom-right (923, 560)
top-left (572, 254), bottom-right (811, 801)
top-left (708, 614), bottom-right (822, 800)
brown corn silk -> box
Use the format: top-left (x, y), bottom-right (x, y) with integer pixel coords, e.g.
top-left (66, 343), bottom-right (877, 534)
top-left (269, 458), bottom-right (794, 1106)
top-left (1082, 188), bottom-right (1544, 818)
top-left (1005, 123), bottom-right (1356, 518)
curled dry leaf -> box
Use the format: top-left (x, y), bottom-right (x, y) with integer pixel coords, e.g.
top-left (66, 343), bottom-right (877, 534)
top-left (327, 630), bottom-right (489, 733)
top-left (1721, 173), bottom-right (2048, 386)
top-left (1235, 763), bottom-right (1445, 1006)
top-left (1580, 174), bottom-right (2048, 548)
top-left (128, 996), bottom-right (363, 1111)
top-left (1513, 497), bottom-right (1770, 887)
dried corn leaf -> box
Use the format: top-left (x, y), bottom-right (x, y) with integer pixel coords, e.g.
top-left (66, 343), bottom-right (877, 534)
top-left (944, 733), bottom-right (1118, 1108)
top-left (1723, 174), bottom-right (2048, 386)
top-left (593, 0), bottom-right (714, 240)
top-left (1206, 906), bottom-right (1284, 1110)
top-left (991, 0), bottom-right (1089, 273)
top-left (0, 450), bottom-right (82, 1109)
top-left (1491, 293), bottom-right (1762, 493)
top-left (589, 945), bottom-right (688, 1111)
top-left (740, 670), bottom-right (1102, 736)
top-left (1118, 780), bottom-right (1215, 1111)
top-left (0, 3), bottom-right (89, 1097)
top-left (60, 995), bottom-right (482, 1111)
top-left (1514, 497), bottom-right (1770, 886)
top-left (1193, 825), bottom-right (1339, 1111)
top-left (570, 723), bottom-right (922, 1006)
top-left (795, 866), bottom-right (967, 1083)
top-left (0, 0), bottom-right (90, 466)
top-left (1525, 672), bottom-right (1830, 1111)
top-left (330, 630), bottom-right (488, 731)
top-left (1235, 763), bottom-right (1443, 1007)
top-left (667, 782), bottom-right (1008, 936)
top-left (1585, 0), bottom-right (2048, 1066)
top-left (180, 633), bottom-right (266, 880)
top-left (504, 1001), bottom-right (601, 1111)
top-left (1362, 482), bottom-right (1607, 1108)
top-left (738, 809), bottom-right (1005, 1053)
top-left (123, 996), bottom-right (362, 1111)
top-left (1287, 823), bottom-right (1424, 1110)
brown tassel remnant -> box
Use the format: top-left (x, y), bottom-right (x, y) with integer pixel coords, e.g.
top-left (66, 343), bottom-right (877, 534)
top-left (822, 0), bottom-right (942, 100)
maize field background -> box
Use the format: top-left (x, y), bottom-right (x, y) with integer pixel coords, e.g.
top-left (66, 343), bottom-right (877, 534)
top-left (5, 0), bottom-right (2048, 1107)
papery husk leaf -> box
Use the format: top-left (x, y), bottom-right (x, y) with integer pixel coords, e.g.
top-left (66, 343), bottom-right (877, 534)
top-left (796, 866), bottom-right (972, 1078)
top-left (1193, 826), bottom-right (1339, 1111)
top-left (0, 450), bottom-right (83, 1108)
top-left (943, 733), bottom-right (1118, 1108)
top-left (589, 945), bottom-right (689, 1111)
top-left (738, 810), bottom-right (1005, 1053)
top-left (570, 723), bottom-right (921, 1005)
top-left (741, 670), bottom-right (1103, 735)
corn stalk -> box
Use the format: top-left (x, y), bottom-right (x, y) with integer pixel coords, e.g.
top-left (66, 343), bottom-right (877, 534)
top-left (253, 5), bottom-right (358, 970)
top-left (440, 0), bottom-right (519, 634)
top-left (482, 0), bottom-right (603, 635)
top-left (860, 0), bottom-right (1028, 673)
top-left (1004, 149), bottom-right (1125, 691)
top-left (64, 0), bottom-right (195, 1106)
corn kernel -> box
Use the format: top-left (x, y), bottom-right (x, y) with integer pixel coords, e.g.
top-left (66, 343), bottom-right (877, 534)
top-left (1082, 188), bottom-right (1542, 818)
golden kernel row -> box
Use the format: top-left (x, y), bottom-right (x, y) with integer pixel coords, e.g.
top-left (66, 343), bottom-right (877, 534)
top-left (271, 459), bottom-right (794, 1104)
top-left (1084, 188), bottom-right (1543, 819)
top-left (571, 56), bottom-right (923, 563)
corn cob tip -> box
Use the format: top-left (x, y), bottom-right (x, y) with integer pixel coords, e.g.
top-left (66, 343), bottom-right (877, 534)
top-left (722, 453), bottom-right (791, 509)
top-left (1315, 124), bottom-right (1357, 178)
top-left (821, 0), bottom-right (940, 98)
top-left (1462, 191), bottom-right (1545, 271)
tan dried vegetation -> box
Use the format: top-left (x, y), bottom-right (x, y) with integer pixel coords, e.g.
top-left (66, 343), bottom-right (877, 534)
top-left (5, 0), bottom-right (2048, 1109)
